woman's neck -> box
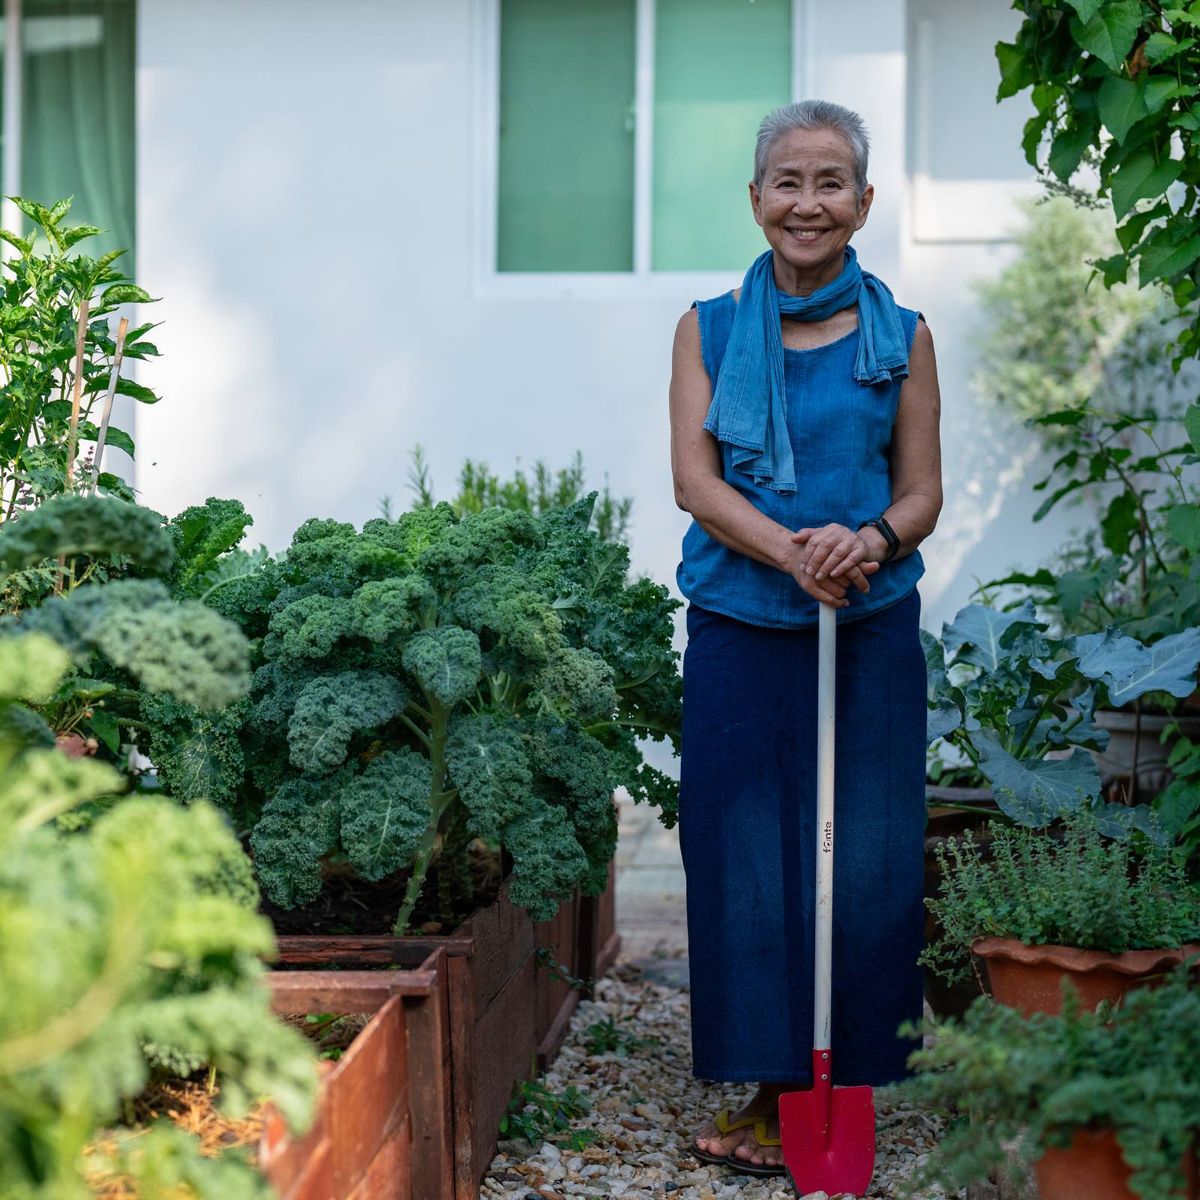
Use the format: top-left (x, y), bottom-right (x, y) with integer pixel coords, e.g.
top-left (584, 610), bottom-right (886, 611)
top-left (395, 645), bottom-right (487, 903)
top-left (771, 254), bottom-right (845, 297)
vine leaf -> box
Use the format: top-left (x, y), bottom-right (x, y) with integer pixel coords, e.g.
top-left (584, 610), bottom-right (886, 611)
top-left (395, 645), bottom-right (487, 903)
top-left (1069, 2), bottom-right (1141, 72)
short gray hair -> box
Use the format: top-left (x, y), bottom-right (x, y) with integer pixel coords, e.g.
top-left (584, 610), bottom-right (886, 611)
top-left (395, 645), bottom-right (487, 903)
top-left (753, 100), bottom-right (870, 196)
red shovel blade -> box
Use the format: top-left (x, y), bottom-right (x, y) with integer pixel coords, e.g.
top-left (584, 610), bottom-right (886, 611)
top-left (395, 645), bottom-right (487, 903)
top-left (778, 1050), bottom-right (876, 1197)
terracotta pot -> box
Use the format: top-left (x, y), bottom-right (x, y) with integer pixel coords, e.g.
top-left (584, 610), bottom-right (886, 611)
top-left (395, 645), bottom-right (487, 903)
top-left (972, 937), bottom-right (1200, 1017)
top-left (1035, 1126), bottom-right (1199, 1200)
top-left (1091, 708), bottom-right (1200, 799)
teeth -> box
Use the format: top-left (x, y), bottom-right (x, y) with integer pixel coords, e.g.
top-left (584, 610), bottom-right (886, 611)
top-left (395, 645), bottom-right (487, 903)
top-left (789, 229), bottom-right (821, 239)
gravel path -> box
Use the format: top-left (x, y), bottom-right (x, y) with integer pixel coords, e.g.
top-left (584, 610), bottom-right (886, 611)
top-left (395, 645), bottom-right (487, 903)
top-left (481, 954), bottom-right (962, 1200)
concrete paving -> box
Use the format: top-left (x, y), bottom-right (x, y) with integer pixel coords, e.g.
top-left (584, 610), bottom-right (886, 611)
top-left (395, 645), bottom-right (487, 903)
top-left (614, 792), bottom-right (690, 969)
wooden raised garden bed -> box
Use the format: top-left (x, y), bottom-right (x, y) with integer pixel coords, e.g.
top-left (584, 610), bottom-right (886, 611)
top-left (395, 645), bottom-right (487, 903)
top-left (270, 866), bottom-right (619, 1200)
top-left (261, 948), bottom-right (451, 1200)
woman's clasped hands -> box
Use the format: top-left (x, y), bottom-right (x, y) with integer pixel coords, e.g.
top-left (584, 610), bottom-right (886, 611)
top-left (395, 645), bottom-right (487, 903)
top-left (786, 523), bottom-right (880, 607)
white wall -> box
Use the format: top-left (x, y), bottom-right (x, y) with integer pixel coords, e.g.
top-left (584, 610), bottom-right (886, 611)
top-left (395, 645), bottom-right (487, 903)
top-left (135, 0), bottom-right (1072, 666)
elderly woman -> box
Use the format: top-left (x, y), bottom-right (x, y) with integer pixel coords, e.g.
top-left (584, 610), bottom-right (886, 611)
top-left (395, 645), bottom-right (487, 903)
top-left (668, 99), bottom-right (943, 1177)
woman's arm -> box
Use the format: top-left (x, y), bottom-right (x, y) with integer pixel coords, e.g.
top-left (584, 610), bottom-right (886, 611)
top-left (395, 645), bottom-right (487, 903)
top-left (794, 317), bottom-right (943, 579)
top-left (669, 308), bottom-right (875, 606)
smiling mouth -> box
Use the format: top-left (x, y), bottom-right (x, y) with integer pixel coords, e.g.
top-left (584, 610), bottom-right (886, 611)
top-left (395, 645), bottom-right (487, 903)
top-left (786, 228), bottom-right (827, 240)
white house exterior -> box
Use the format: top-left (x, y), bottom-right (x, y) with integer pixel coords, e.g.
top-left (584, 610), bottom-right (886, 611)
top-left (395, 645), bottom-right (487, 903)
top-left (4, 0), bottom-right (1081, 646)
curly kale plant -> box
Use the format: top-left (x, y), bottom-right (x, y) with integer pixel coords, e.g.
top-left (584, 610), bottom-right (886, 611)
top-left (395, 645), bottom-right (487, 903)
top-left (156, 496), bottom-right (681, 933)
top-left (0, 633), bottom-right (316, 1200)
top-left (0, 495), bottom-right (252, 766)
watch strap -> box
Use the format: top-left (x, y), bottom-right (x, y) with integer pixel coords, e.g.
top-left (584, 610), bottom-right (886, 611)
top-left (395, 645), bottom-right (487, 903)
top-left (858, 516), bottom-right (900, 562)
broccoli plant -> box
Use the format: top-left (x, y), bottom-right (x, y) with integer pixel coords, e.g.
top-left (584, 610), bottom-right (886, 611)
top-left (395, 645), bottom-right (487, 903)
top-left (154, 496), bottom-right (681, 934)
top-left (0, 632), bottom-right (316, 1200)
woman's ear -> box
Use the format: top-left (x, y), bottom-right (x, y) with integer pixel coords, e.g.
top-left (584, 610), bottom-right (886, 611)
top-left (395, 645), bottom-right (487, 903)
top-left (855, 183), bottom-right (875, 230)
top-left (749, 181), bottom-right (764, 228)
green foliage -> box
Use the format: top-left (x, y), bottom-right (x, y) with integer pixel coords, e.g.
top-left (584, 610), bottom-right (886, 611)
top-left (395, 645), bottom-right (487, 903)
top-left (0, 497), bottom-right (252, 787)
top-left (981, 397), bottom-right (1200, 646)
top-left (0, 633), bottom-right (316, 1200)
top-left (0, 495), bottom-right (174, 588)
top-left (166, 497), bottom-right (681, 933)
top-left (996, 3), bottom-right (1200, 356)
top-left (897, 962), bottom-right (1200, 1200)
top-left (582, 1015), bottom-right (660, 1057)
top-left (922, 812), bottom-right (1200, 985)
top-left (925, 599), bottom-right (1200, 826)
top-left (165, 496), bottom-right (255, 600)
top-left (0, 198), bottom-right (160, 520)
top-left (498, 1078), bottom-right (597, 1151)
top-left (408, 444), bottom-right (635, 545)
top-left (971, 197), bottom-right (1177, 441)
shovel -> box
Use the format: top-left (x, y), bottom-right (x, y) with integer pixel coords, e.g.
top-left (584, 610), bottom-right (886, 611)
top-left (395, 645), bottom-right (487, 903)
top-left (778, 600), bottom-right (876, 1197)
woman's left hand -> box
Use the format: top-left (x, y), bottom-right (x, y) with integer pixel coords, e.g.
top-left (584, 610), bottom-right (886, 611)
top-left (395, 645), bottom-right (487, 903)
top-left (790, 523), bottom-right (880, 588)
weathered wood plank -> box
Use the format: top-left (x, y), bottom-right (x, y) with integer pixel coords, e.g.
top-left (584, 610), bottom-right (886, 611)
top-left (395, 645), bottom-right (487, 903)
top-left (267, 969), bottom-right (437, 1015)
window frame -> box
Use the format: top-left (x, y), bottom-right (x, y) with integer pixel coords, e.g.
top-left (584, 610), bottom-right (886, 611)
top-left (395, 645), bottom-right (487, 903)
top-left (472, 0), bottom-right (812, 297)
top-left (1, 0), bottom-right (24, 253)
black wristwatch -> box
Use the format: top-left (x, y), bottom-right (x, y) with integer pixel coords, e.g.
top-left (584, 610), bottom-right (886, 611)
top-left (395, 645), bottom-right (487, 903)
top-left (858, 516), bottom-right (900, 563)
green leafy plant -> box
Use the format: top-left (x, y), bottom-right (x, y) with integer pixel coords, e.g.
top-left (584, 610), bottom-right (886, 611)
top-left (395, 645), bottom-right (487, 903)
top-left (535, 947), bottom-right (592, 993)
top-left (983, 399), bottom-right (1200, 647)
top-left (0, 198), bottom-right (159, 528)
top-left (997, 2), bottom-right (1200, 358)
top-left (897, 961), bottom-right (1200, 1200)
top-left (971, 196), bottom-right (1177, 441)
top-left (408, 445), bottom-right (634, 545)
top-left (922, 811), bottom-right (1200, 986)
top-left (582, 1015), bottom-right (659, 1058)
top-left (155, 497), bottom-right (681, 934)
top-left (498, 1078), bottom-right (596, 1151)
top-left (0, 632), bottom-right (316, 1200)
top-left (0, 495), bottom-right (252, 776)
top-left (925, 599), bottom-right (1200, 826)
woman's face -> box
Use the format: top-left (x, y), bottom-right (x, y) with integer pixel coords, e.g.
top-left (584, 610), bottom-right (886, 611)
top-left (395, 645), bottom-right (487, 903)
top-left (749, 126), bottom-right (873, 294)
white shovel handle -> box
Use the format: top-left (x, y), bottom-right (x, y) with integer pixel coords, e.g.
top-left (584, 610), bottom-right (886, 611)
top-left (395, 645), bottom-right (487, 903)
top-left (814, 601), bottom-right (836, 1053)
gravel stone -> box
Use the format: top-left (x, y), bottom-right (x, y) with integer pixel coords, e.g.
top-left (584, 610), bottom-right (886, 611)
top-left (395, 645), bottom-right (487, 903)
top-left (479, 959), bottom-right (963, 1198)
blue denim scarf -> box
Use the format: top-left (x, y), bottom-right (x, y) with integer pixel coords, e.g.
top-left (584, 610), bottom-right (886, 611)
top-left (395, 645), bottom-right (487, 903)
top-left (702, 245), bottom-right (911, 495)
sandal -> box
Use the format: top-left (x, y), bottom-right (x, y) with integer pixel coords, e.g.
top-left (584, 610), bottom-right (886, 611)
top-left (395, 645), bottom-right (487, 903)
top-left (724, 1118), bottom-right (786, 1177)
top-left (690, 1107), bottom-right (761, 1165)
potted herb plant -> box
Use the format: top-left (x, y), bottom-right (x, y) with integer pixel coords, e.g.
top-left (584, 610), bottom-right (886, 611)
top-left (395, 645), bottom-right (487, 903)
top-left (923, 811), bottom-right (1200, 1015)
top-left (897, 965), bottom-right (1200, 1200)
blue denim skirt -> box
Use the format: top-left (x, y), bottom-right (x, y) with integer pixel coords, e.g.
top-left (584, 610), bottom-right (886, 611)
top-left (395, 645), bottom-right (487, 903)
top-left (678, 586), bottom-right (927, 1085)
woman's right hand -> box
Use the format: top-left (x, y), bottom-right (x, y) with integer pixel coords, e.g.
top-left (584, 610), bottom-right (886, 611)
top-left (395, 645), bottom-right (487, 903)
top-left (780, 540), bottom-right (879, 607)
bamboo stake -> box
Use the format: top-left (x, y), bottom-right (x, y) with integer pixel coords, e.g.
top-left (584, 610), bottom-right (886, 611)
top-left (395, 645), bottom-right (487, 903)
top-left (55, 297), bottom-right (89, 596)
top-left (91, 317), bottom-right (129, 494)
top-left (64, 296), bottom-right (89, 488)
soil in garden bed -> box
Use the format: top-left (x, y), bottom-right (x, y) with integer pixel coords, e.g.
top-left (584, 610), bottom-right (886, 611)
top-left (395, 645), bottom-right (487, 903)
top-left (85, 1076), bottom-right (267, 1197)
top-left (260, 837), bottom-right (504, 936)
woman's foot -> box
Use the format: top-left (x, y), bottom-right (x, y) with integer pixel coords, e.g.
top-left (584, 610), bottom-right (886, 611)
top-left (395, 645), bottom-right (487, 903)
top-left (691, 1083), bottom-right (801, 1170)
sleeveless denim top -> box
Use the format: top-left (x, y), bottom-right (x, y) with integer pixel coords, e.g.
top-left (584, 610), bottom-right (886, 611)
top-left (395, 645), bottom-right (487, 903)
top-left (676, 289), bottom-right (926, 629)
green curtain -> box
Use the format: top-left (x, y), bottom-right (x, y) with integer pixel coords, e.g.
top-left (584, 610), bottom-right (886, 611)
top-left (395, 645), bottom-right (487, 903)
top-left (498, 0), bottom-right (636, 272)
top-left (652, 0), bottom-right (790, 271)
top-left (21, 0), bottom-right (136, 266)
